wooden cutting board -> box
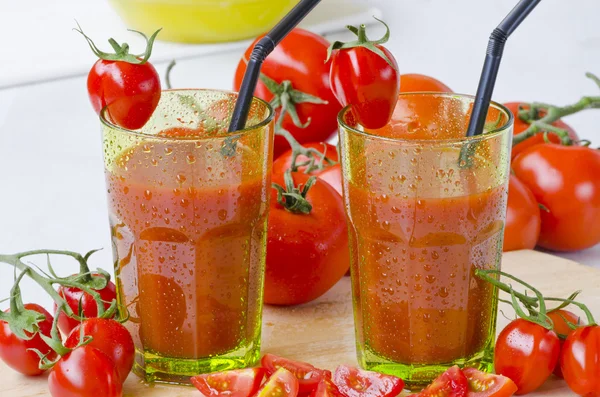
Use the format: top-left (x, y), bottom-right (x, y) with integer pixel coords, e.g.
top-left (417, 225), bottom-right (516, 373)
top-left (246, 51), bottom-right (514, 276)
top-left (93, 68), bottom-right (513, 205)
top-left (3, 250), bottom-right (596, 397)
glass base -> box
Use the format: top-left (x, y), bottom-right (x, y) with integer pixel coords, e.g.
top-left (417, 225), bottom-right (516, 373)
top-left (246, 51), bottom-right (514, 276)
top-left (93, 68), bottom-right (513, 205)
top-left (132, 342), bottom-right (261, 385)
top-left (358, 343), bottom-right (494, 390)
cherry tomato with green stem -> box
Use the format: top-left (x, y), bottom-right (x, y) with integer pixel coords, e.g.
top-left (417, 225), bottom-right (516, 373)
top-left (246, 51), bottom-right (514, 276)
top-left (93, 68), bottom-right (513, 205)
top-left (272, 142), bottom-right (339, 175)
top-left (0, 303), bottom-right (57, 376)
top-left (503, 175), bottom-right (541, 252)
top-left (76, 24), bottom-right (162, 130)
top-left (328, 18), bottom-right (400, 130)
top-left (65, 318), bottom-right (134, 383)
top-left (54, 274), bottom-right (117, 335)
top-left (48, 345), bottom-right (122, 397)
top-left (494, 319), bottom-right (560, 395)
top-left (234, 29), bottom-right (341, 158)
top-left (512, 144), bottom-right (600, 252)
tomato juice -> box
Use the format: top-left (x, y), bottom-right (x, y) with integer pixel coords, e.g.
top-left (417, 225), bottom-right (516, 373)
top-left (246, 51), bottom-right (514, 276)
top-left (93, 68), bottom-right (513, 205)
top-left (339, 93), bottom-right (513, 385)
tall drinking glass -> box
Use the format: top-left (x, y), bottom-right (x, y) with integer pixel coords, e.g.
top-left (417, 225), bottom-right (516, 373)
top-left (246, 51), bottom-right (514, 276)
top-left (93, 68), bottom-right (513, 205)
top-left (101, 89), bottom-right (274, 384)
top-left (338, 93), bottom-right (513, 386)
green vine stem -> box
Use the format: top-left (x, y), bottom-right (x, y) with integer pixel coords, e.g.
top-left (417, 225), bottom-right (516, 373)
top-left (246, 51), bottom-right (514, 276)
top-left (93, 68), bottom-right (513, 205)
top-left (277, 128), bottom-right (337, 173)
top-left (512, 72), bottom-right (600, 146)
top-left (272, 169), bottom-right (317, 214)
top-left (0, 250), bottom-right (117, 325)
top-left (165, 59), bottom-right (176, 89)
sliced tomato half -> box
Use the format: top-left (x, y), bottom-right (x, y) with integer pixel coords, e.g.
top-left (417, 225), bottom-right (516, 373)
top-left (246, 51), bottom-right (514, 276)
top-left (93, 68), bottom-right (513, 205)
top-left (332, 365), bottom-right (405, 397)
top-left (191, 368), bottom-right (266, 397)
top-left (257, 368), bottom-right (300, 397)
top-left (463, 368), bottom-right (517, 397)
top-left (262, 354), bottom-right (326, 393)
top-left (310, 379), bottom-right (345, 397)
top-left (411, 366), bottom-right (468, 397)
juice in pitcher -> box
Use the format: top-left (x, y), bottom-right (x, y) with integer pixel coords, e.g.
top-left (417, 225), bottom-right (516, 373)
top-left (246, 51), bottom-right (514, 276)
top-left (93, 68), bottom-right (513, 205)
top-left (102, 90), bottom-right (274, 384)
top-left (339, 93), bottom-right (513, 385)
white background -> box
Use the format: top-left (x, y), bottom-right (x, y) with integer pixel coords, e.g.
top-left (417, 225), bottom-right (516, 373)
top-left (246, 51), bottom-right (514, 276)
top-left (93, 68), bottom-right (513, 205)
top-left (0, 0), bottom-right (599, 310)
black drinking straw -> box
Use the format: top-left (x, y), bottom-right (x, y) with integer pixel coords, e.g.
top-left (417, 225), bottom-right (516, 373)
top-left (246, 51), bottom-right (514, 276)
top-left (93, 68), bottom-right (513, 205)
top-left (465, 0), bottom-right (541, 137)
top-left (228, 0), bottom-right (322, 132)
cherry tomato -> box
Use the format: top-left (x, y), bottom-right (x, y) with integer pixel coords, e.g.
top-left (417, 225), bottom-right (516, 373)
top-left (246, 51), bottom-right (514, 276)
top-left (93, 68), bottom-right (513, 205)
top-left (400, 73), bottom-right (452, 93)
top-left (266, 173), bottom-right (349, 305)
top-left (272, 142), bottom-right (339, 175)
top-left (318, 164), bottom-right (343, 197)
top-left (410, 366), bottom-right (468, 397)
top-left (311, 379), bottom-right (345, 397)
top-left (48, 345), bottom-right (122, 397)
top-left (257, 368), bottom-right (300, 397)
top-left (512, 144), bottom-right (600, 251)
top-left (332, 365), bottom-right (405, 397)
top-left (329, 24), bottom-right (400, 129)
top-left (0, 303), bottom-right (57, 376)
top-left (547, 309), bottom-right (582, 378)
top-left (494, 319), bottom-right (560, 395)
top-left (54, 274), bottom-right (117, 335)
top-left (560, 325), bottom-right (600, 396)
top-left (262, 354), bottom-right (326, 393)
top-left (234, 29), bottom-right (341, 158)
top-left (65, 318), bottom-right (134, 383)
top-left (463, 368), bottom-right (517, 397)
top-left (503, 175), bottom-right (541, 252)
top-left (88, 60), bottom-right (160, 130)
top-left (191, 368), bottom-right (266, 397)
top-left (504, 102), bottom-right (578, 159)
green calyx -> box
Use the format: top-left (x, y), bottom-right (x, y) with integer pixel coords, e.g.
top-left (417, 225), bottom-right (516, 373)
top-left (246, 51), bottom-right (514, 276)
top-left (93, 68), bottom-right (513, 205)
top-left (325, 16), bottom-right (397, 70)
top-left (272, 170), bottom-right (317, 215)
top-left (74, 21), bottom-right (161, 64)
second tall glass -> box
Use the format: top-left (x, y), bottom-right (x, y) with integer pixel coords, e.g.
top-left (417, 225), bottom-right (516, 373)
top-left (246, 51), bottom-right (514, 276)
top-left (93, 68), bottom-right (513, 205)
top-left (102, 89), bottom-right (274, 384)
top-left (339, 93), bottom-right (513, 386)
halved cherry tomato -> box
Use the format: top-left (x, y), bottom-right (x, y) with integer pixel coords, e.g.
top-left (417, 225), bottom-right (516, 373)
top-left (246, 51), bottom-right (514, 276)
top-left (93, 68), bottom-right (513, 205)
top-left (333, 365), bottom-right (405, 397)
top-left (257, 368), bottom-right (300, 397)
top-left (262, 354), bottom-right (325, 393)
top-left (504, 102), bottom-right (578, 159)
top-left (48, 345), bottom-right (122, 397)
top-left (65, 318), bottom-right (135, 383)
top-left (410, 366), bottom-right (468, 397)
top-left (503, 175), bottom-right (541, 252)
top-left (329, 20), bottom-right (400, 129)
top-left (560, 325), bottom-right (600, 396)
top-left (54, 274), bottom-right (117, 335)
top-left (272, 142), bottom-right (339, 175)
top-left (463, 368), bottom-right (517, 397)
top-left (400, 73), bottom-right (452, 93)
top-left (311, 379), bottom-right (344, 397)
top-left (318, 164), bottom-right (343, 197)
top-left (191, 368), bottom-right (266, 397)
top-left (494, 319), bottom-right (560, 395)
top-left (0, 303), bottom-right (57, 376)
top-left (547, 309), bottom-right (582, 378)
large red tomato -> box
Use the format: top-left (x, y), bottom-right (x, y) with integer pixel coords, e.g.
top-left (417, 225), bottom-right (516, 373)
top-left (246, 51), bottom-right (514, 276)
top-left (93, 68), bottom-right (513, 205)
top-left (504, 102), bottom-right (578, 159)
top-left (503, 175), bottom-right (541, 252)
top-left (265, 172), bottom-right (349, 305)
top-left (400, 73), bottom-right (452, 93)
top-left (234, 29), bottom-right (341, 158)
top-left (512, 144), bottom-right (600, 251)
top-left (0, 303), bottom-right (57, 376)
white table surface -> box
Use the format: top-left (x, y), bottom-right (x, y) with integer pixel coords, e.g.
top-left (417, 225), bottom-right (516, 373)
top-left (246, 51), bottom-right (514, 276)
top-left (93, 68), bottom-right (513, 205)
top-left (0, 0), bottom-right (599, 310)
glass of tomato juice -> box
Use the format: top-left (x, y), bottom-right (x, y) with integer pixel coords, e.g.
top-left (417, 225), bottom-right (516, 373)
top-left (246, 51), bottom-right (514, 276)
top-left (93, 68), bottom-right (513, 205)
top-left (338, 93), bottom-right (513, 386)
top-left (101, 89), bottom-right (274, 384)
